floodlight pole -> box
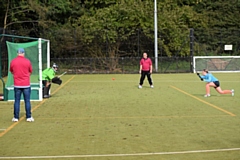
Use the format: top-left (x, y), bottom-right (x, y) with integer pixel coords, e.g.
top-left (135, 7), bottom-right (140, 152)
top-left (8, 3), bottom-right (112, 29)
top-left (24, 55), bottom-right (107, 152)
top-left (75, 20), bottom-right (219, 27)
top-left (154, 0), bottom-right (158, 72)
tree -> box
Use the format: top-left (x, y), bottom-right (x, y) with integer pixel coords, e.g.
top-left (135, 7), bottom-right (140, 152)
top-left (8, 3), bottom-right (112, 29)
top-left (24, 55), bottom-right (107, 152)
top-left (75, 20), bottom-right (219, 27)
top-left (0, 0), bottom-right (43, 37)
top-left (193, 0), bottom-right (240, 55)
top-left (194, 0), bottom-right (240, 29)
top-left (154, 0), bottom-right (199, 57)
top-left (75, 0), bottom-right (149, 70)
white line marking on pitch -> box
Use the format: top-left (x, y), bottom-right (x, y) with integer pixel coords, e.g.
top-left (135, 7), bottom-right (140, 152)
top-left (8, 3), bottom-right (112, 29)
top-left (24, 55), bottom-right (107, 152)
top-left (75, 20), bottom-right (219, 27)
top-left (0, 148), bottom-right (240, 159)
top-left (0, 129), bottom-right (6, 131)
top-left (70, 80), bottom-right (239, 83)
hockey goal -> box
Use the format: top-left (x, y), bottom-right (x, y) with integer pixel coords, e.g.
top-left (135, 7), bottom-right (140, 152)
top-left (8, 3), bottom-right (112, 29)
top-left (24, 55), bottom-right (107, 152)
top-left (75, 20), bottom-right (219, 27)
top-left (193, 56), bottom-right (240, 73)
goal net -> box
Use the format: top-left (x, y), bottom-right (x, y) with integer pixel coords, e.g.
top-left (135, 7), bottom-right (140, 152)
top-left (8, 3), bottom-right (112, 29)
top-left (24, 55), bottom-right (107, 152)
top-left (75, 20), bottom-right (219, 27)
top-left (5, 38), bottom-right (50, 101)
top-left (193, 56), bottom-right (240, 73)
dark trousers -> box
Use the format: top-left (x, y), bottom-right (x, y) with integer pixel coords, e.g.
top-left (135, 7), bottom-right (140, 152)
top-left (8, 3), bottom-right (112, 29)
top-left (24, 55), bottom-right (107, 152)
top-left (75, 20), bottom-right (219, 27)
top-left (42, 80), bottom-right (51, 98)
top-left (139, 70), bottom-right (153, 86)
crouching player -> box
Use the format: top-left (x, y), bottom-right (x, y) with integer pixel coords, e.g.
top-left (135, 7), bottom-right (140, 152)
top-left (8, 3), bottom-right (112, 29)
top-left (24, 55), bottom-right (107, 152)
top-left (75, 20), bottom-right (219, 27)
top-left (42, 63), bottom-right (62, 98)
top-left (197, 69), bottom-right (234, 97)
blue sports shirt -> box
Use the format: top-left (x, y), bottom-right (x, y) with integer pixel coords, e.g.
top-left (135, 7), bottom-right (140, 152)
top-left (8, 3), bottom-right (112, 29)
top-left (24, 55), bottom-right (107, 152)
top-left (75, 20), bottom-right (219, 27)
top-left (200, 73), bottom-right (218, 82)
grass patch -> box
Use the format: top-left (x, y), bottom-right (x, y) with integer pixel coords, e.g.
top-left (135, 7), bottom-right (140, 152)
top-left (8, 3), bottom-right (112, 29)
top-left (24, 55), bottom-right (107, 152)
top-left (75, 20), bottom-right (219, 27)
top-left (0, 73), bottom-right (240, 160)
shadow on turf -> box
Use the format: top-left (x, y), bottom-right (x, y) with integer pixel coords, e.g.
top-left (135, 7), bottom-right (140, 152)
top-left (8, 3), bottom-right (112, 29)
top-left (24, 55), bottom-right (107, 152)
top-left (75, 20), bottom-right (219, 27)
top-left (136, 85), bottom-right (154, 89)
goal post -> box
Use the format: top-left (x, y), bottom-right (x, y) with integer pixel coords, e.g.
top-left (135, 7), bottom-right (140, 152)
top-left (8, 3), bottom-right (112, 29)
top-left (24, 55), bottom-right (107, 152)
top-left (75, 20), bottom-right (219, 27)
top-left (193, 56), bottom-right (240, 73)
top-left (0, 34), bottom-right (50, 101)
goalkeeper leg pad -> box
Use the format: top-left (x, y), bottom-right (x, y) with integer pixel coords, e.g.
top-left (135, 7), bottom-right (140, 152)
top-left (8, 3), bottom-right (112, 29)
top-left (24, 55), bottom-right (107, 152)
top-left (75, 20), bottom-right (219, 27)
top-left (43, 86), bottom-right (50, 98)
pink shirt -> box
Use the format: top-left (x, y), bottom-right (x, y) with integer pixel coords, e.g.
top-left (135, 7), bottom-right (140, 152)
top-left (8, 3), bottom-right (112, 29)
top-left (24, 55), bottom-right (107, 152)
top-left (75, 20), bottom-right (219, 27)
top-left (140, 58), bottom-right (152, 71)
top-left (10, 56), bottom-right (32, 87)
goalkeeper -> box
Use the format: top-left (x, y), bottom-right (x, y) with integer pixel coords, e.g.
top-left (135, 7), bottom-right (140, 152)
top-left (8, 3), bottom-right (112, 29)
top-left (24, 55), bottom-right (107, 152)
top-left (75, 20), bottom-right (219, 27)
top-left (42, 63), bottom-right (62, 98)
top-left (197, 69), bottom-right (234, 97)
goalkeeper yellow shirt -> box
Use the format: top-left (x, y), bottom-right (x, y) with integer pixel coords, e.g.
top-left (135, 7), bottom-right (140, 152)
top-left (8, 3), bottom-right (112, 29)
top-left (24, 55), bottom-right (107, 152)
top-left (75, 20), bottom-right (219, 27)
top-left (42, 68), bottom-right (55, 81)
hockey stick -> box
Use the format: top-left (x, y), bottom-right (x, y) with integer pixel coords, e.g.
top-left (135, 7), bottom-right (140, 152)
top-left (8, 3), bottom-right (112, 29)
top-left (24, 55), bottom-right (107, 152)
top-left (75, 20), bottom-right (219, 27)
top-left (58, 71), bottom-right (67, 78)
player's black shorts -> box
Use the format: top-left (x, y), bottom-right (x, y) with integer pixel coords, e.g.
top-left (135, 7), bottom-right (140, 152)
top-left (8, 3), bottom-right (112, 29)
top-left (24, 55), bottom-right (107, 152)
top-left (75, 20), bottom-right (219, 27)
top-left (213, 81), bottom-right (220, 88)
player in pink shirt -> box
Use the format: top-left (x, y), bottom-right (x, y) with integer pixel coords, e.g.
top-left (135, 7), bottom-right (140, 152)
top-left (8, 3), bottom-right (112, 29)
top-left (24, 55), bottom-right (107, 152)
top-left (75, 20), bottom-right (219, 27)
top-left (138, 52), bottom-right (153, 88)
top-left (10, 48), bottom-right (34, 122)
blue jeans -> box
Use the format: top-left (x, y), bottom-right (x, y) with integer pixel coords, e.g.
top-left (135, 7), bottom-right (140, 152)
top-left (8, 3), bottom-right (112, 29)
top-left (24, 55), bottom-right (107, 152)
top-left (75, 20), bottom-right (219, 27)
top-left (14, 87), bottom-right (32, 119)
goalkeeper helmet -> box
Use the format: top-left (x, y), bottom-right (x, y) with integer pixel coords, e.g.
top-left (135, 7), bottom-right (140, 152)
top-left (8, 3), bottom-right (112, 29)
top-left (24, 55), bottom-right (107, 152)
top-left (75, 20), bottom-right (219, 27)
top-left (52, 63), bottom-right (58, 72)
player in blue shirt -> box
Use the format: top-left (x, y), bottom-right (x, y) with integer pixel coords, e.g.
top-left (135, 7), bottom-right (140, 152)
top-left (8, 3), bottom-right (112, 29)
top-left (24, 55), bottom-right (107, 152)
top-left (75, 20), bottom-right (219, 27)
top-left (197, 69), bottom-right (234, 97)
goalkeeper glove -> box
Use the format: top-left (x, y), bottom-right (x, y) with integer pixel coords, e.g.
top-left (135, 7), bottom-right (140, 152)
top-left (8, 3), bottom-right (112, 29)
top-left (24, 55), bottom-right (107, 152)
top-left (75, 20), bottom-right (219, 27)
top-left (196, 73), bottom-right (203, 81)
top-left (52, 77), bottom-right (62, 85)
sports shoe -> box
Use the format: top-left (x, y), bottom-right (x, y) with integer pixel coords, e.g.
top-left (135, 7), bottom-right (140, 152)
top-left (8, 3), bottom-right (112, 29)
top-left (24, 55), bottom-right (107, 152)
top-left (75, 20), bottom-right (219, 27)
top-left (26, 117), bottom-right (34, 122)
top-left (43, 95), bottom-right (49, 98)
top-left (150, 85), bottom-right (154, 88)
top-left (138, 85), bottom-right (142, 89)
top-left (204, 94), bottom-right (210, 97)
top-left (231, 89), bottom-right (234, 96)
top-left (12, 118), bottom-right (18, 122)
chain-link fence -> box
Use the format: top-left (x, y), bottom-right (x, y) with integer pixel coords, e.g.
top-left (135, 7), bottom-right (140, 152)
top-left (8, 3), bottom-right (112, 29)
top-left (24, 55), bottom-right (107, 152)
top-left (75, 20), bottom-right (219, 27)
top-left (51, 57), bottom-right (191, 74)
top-left (41, 29), bottom-right (155, 58)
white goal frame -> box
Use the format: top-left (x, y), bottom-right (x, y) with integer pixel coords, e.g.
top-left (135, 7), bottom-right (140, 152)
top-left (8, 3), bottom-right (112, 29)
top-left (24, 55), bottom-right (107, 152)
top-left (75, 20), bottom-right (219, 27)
top-left (2, 35), bottom-right (50, 101)
top-left (193, 56), bottom-right (240, 73)
top-left (38, 38), bottom-right (50, 101)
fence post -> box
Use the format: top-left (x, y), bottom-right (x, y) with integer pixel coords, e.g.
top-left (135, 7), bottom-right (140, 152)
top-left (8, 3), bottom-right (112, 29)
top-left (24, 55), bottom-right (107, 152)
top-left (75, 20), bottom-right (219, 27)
top-left (190, 28), bottom-right (194, 73)
top-left (121, 57), bottom-right (124, 73)
top-left (0, 35), bottom-right (2, 77)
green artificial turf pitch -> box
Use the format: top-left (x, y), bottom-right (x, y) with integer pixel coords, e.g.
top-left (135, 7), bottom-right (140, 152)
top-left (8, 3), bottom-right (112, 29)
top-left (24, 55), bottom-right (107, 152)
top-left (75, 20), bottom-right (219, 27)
top-left (0, 73), bottom-right (240, 160)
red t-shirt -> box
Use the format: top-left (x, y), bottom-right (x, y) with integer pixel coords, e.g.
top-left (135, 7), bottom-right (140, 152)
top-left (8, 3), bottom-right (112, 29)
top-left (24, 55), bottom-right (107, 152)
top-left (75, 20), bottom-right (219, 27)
top-left (140, 58), bottom-right (152, 71)
top-left (10, 56), bottom-right (33, 87)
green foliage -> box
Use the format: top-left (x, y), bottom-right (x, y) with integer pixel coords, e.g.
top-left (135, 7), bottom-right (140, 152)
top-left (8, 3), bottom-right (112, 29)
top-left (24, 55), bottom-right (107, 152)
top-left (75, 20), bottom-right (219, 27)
top-left (194, 0), bottom-right (240, 29)
top-left (192, 0), bottom-right (240, 56)
top-left (156, 1), bottom-right (196, 56)
top-left (76, 0), bottom-right (151, 61)
top-left (78, 1), bottom-right (145, 43)
top-left (1, 0), bottom-right (240, 58)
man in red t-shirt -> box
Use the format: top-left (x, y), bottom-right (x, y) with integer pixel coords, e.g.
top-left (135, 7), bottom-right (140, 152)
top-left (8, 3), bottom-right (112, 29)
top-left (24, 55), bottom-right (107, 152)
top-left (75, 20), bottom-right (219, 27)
top-left (138, 52), bottom-right (153, 89)
top-left (10, 48), bottom-right (34, 122)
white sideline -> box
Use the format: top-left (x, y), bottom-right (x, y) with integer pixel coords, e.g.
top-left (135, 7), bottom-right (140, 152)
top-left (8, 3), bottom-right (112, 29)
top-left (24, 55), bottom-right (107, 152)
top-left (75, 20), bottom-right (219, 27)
top-left (0, 129), bottom-right (6, 131)
top-left (70, 80), bottom-right (240, 83)
top-left (0, 148), bottom-right (240, 159)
